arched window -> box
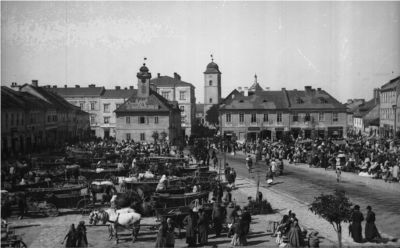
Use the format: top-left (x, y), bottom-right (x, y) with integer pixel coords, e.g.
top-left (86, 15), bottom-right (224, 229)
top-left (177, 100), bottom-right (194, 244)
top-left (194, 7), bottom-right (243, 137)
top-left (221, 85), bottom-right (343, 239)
top-left (209, 98), bottom-right (213, 103)
top-left (209, 80), bottom-right (212, 86)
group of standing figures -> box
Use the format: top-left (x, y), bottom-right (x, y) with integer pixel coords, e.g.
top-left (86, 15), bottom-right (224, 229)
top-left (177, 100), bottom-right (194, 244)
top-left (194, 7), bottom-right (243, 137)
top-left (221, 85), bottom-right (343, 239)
top-left (349, 205), bottom-right (381, 243)
top-left (61, 221), bottom-right (88, 248)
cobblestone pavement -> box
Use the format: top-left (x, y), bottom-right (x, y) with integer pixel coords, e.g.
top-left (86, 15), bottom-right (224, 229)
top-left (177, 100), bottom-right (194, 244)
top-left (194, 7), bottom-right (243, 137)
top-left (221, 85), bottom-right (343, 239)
top-left (219, 152), bottom-right (400, 246)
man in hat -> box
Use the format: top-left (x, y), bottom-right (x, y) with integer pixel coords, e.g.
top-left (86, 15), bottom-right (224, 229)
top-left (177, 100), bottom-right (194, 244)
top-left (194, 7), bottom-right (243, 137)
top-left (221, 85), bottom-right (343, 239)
top-left (246, 155), bottom-right (253, 175)
top-left (212, 201), bottom-right (224, 237)
top-left (226, 202), bottom-right (238, 238)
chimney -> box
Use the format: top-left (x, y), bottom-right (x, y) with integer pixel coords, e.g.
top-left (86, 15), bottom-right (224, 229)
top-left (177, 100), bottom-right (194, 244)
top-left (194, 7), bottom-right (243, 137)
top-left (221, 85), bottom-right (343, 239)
top-left (317, 88), bottom-right (321, 91)
top-left (281, 87), bottom-right (286, 91)
top-left (157, 73), bottom-right (161, 78)
top-left (373, 88), bottom-right (380, 104)
top-left (173, 72), bottom-right (181, 80)
top-left (129, 86), bottom-right (134, 90)
top-left (64, 85), bottom-right (67, 88)
top-left (88, 84), bottom-right (95, 88)
top-left (124, 87), bottom-right (128, 90)
top-left (115, 86), bottom-right (121, 90)
top-left (265, 87), bottom-right (270, 91)
top-left (305, 86), bottom-right (312, 92)
top-left (32, 80), bottom-right (38, 87)
top-left (10, 82), bottom-right (20, 91)
top-left (53, 85), bottom-right (57, 88)
top-left (244, 87), bottom-right (249, 96)
top-left (75, 85), bottom-right (80, 88)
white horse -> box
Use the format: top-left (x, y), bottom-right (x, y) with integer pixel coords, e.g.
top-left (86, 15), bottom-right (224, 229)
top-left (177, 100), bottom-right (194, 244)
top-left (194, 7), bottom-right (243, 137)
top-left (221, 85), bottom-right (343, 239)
top-left (105, 208), bottom-right (141, 243)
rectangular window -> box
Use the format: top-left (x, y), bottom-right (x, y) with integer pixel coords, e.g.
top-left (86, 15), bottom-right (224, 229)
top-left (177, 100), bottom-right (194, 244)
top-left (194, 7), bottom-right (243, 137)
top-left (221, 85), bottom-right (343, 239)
top-left (179, 91), bottom-right (186, 100)
top-left (139, 116), bottom-right (146, 124)
top-left (263, 113), bottom-right (268, 122)
top-left (126, 116), bottom-right (130, 124)
top-left (80, 102), bottom-right (84, 110)
top-left (126, 133), bottom-right (131, 140)
top-left (292, 113), bottom-right (298, 122)
top-left (333, 113), bottom-right (338, 122)
top-left (277, 113), bottom-right (282, 123)
top-left (209, 98), bottom-right (213, 103)
top-left (90, 116), bottom-right (95, 124)
top-left (319, 112), bottom-right (324, 121)
top-left (104, 117), bottom-right (110, 124)
top-left (251, 113), bottom-right (257, 123)
top-left (305, 113), bottom-right (311, 122)
top-left (239, 113), bottom-right (244, 123)
top-left (180, 106), bottom-right (185, 112)
top-left (140, 133), bottom-right (145, 141)
top-left (155, 116), bottom-right (159, 124)
top-left (104, 104), bottom-right (110, 113)
top-left (162, 91), bottom-right (169, 100)
top-left (226, 113), bottom-right (231, 123)
top-left (47, 115), bottom-right (51, 123)
top-left (181, 116), bottom-right (186, 123)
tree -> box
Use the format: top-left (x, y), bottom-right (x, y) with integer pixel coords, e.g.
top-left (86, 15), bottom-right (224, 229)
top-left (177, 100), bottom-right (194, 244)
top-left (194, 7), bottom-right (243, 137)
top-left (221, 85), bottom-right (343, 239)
top-left (151, 131), bottom-right (159, 143)
top-left (160, 131), bottom-right (168, 143)
top-left (309, 189), bottom-right (353, 248)
top-left (205, 104), bottom-right (219, 127)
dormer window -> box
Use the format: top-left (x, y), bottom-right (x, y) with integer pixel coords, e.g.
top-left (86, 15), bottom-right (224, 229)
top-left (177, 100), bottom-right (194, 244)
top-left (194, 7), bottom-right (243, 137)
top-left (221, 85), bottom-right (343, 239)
top-left (296, 98), bottom-right (304, 104)
top-left (239, 100), bottom-right (244, 103)
top-left (319, 98), bottom-right (328, 104)
top-left (263, 99), bottom-right (267, 103)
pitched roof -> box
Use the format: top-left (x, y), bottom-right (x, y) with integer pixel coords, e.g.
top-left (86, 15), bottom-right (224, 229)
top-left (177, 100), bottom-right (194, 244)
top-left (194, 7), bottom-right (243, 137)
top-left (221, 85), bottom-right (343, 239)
top-left (353, 98), bottom-right (379, 118)
top-left (150, 76), bottom-right (194, 88)
top-left (249, 82), bottom-right (263, 92)
top-left (380, 76), bottom-right (400, 91)
top-left (102, 89), bottom-right (136, 99)
top-left (48, 86), bottom-right (105, 97)
top-left (1, 86), bottom-right (53, 110)
top-left (285, 89), bottom-right (345, 110)
top-left (115, 89), bottom-right (180, 113)
top-left (220, 90), bottom-right (289, 110)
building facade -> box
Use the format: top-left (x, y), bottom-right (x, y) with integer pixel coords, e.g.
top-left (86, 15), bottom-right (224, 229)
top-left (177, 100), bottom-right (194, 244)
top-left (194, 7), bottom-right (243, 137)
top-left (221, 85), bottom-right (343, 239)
top-left (219, 85), bottom-right (347, 141)
top-left (99, 87), bottom-right (135, 139)
top-left (379, 76), bottom-right (400, 138)
top-left (48, 85), bottom-right (105, 137)
top-left (151, 73), bottom-right (196, 137)
top-left (115, 63), bottom-right (182, 144)
top-left (2, 82), bottom-right (90, 158)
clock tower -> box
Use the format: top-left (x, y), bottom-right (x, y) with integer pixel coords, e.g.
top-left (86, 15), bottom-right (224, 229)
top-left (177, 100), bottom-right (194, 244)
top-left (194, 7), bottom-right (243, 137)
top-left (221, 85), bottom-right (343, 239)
top-left (136, 61), bottom-right (152, 98)
top-left (204, 55), bottom-right (221, 116)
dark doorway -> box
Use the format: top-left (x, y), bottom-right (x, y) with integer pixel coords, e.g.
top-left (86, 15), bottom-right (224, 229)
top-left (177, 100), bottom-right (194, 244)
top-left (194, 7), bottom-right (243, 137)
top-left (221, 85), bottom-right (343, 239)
top-left (104, 129), bottom-right (110, 139)
top-left (260, 130), bottom-right (271, 140)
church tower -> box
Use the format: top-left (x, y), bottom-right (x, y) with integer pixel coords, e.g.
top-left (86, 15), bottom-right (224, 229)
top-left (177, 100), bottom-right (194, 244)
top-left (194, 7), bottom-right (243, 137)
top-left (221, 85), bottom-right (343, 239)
top-left (136, 60), bottom-right (152, 98)
top-left (203, 55), bottom-right (221, 116)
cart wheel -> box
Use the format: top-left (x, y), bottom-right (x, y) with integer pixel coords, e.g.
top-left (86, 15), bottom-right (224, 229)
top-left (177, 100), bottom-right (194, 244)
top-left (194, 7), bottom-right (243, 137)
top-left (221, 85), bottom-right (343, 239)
top-left (76, 199), bottom-right (92, 215)
top-left (45, 203), bottom-right (59, 217)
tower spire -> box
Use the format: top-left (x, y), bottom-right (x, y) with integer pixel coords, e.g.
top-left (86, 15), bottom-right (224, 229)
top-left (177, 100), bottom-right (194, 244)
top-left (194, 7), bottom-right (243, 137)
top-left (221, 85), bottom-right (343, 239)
top-left (254, 73), bottom-right (258, 83)
top-left (210, 54), bottom-right (213, 62)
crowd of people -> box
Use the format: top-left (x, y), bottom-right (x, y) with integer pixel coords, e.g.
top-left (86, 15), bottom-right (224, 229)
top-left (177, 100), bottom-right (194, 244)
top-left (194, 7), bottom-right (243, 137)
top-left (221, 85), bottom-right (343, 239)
top-left (233, 136), bottom-right (400, 183)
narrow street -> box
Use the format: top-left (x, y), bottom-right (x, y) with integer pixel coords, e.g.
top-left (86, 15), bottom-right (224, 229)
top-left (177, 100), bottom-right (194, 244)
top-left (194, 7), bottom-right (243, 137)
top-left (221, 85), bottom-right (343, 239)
top-left (219, 152), bottom-right (400, 239)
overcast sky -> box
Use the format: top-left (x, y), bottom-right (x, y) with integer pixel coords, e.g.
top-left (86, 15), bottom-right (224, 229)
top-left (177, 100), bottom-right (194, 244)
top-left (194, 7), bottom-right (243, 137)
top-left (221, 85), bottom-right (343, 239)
top-left (2, 1), bottom-right (400, 103)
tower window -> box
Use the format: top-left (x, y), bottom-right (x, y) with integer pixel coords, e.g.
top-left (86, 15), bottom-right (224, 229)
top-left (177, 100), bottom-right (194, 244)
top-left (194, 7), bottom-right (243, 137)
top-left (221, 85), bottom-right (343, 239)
top-left (209, 98), bottom-right (213, 103)
top-left (239, 113), bottom-right (244, 123)
top-left (209, 80), bottom-right (212, 86)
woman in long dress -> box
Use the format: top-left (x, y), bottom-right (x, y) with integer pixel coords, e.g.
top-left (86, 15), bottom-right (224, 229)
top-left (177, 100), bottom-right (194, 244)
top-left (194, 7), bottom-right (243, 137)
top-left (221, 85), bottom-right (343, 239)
top-left (197, 208), bottom-right (209, 246)
top-left (155, 219), bottom-right (167, 248)
top-left (61, 224), bottom-right (76, 248)
top-left (165, 218), bottom-right (175, 248)
top-left (350, 205), bottom-right (364, 243)
top-left (183, 210), bottom-right (197, 247)
top-left (365, 206), bottom-right (381, 242)
top-left (76, 221), bottom-right (88, 247)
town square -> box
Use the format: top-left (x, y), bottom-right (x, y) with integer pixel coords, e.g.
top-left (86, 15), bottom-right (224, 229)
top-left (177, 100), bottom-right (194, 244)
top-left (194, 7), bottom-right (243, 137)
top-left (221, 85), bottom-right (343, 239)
top-left (1, 1), bottom-right (400, 248)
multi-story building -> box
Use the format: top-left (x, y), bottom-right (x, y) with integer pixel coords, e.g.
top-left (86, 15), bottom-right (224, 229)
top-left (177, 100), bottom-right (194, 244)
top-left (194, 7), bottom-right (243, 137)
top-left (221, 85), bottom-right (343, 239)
top-left (380, 76), bottom-right (400, 138)
top-left (151, 73), bottom-right (196, 137)
top-left (1, 81), bottom-right (89, 158)
top-left (115, 63), bottom-right (182, 144)
top-left (48, 84), bottom-right (105, 137)
top-left (219, 84), bottom-right (347, 141)
top-left (352, 89), bottom-right (380, 136)
top-left (100, 87), bottom-right (134, 138)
